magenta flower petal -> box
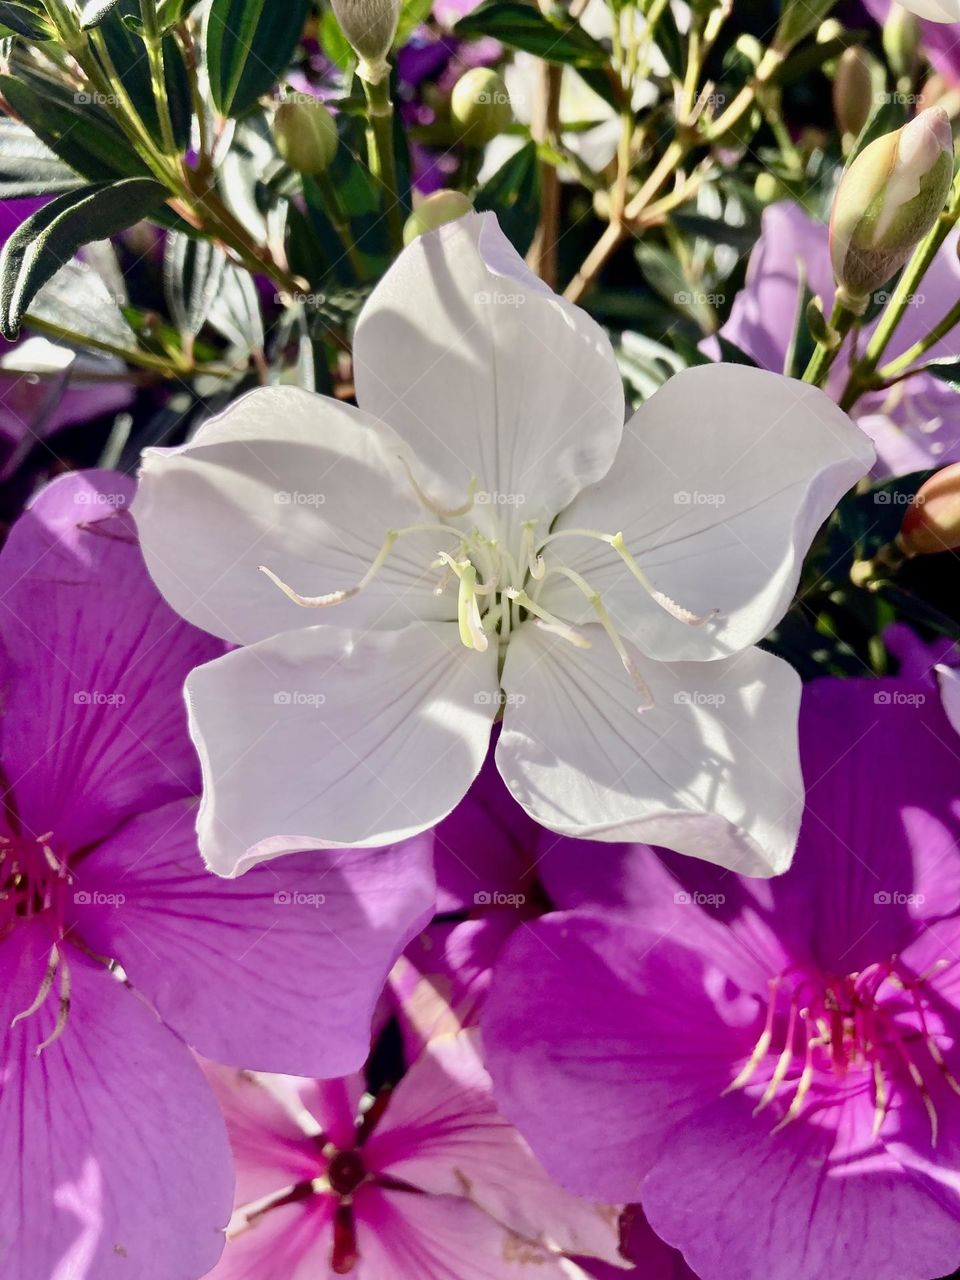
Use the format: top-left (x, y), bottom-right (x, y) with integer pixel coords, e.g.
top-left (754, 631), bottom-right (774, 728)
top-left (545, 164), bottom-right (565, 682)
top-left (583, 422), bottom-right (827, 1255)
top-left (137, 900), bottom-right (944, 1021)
top-left (74, 800), bottom-right (436, 1076)
top-left (0, 470), bottom-right (224, 849)
top-left (484, 677), bottom-right (960, 1280)
top-left (640, 1090), bottom-right (960, 1280)
top-left (0, 921), bottom-right (232, 1280)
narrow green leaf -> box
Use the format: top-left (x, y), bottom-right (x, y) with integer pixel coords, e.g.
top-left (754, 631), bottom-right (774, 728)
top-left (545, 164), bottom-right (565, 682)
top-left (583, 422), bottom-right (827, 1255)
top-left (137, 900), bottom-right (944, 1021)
top-left (0, 177), bottom-right (165, 337)
top-left (95, 0), bottom-right (192, 150)
top-left (0, 69), bottom-right (148, 180)
top-left (0, 119), bottom-right (85, 196)
top-left (923, 358), bottom-right (960, 394)
top-left (0, 1), bottom-right (51, 39)
top-left (205, 0), bottom-right (311, 117)
top-left (454, 1), bottom-right (608, 66)
top-left (80, 0), bottom-right (124, 27)
top-left (775, 0), bottom-right (837, 53)
top-left (164, 233), bottom-right (227, 336)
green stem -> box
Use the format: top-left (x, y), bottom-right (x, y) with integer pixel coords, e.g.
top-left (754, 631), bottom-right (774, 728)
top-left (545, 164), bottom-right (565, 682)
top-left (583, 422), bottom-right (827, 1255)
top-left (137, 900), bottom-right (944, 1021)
top-left (139, 0), bottom-right (179, 161)
top-left (877, 297), bottom-right (960, 383)
top-left (802, 300), bottom-right (859, 387)
top-left (313, 171), bottom-right (367, 277)
top-left (361, 73), bottom-right (404, 253)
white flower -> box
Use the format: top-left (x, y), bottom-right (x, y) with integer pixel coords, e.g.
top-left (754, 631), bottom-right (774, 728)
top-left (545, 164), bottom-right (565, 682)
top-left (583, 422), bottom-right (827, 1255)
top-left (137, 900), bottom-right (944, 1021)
top-left (134, 213), bottom-right (873, 879)
top-left (894, 0), bottom-right (960, 19)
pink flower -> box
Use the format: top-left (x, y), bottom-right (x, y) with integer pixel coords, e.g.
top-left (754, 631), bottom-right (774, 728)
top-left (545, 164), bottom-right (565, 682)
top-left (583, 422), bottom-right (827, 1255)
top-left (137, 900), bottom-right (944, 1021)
top-left (0, 470), bottom-right (435, 1278)
top-left (203, 1029), bottom-right (627, 1278)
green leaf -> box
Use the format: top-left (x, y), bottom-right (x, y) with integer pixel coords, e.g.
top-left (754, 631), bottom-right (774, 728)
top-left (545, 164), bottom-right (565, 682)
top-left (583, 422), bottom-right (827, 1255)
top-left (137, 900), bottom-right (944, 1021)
top-left (767, 29), bottom-right (867, 86)
top-left (923, 358), bottom-right (960, 394)
top-left (297, 113), bottom-right (392, 286)
top-left (774, 0), bottom-right (837, 53)
top-left (474, 140), bottom-right (540, 256)
top-left (652, 2), bottom-right (683, 78)
top-left (29, 256), bottom-right (139, 352)
top-left (0, 2), bottom-right (52, 39)
top-left (396, 0), bottom-right (433, 47)
top-left (0, 119), bottom-right (85, 196)
top-left (164, 232), bottom-right (228, 336)
top-left (0, 177), bottom-right (165, 337)
top-left (95, 0), bottom-right (192, 150)
top-left (0, 68), bottom-right (148, 180)
top-left (454, 1), bottom-right (608, 66)
top-left (80, 0), bottom-right (123, 27)
top-left (205, 0), bottom-right (311, 117)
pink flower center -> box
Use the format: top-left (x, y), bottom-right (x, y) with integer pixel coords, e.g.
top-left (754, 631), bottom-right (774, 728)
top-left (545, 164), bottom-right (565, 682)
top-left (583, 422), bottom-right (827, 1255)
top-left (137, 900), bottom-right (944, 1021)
top-left (0, 832), bottom-right (74, 1052)
top-left (726, 958), bottom-right (960, 1145)
top-left (0, 832), bottom-right (71, 936)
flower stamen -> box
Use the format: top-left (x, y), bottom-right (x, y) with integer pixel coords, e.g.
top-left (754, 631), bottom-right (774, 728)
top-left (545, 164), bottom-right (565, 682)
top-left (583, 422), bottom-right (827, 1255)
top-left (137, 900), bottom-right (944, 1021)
top-left (504, 589), bottom-right (590, 651)
top-left (550, 566), bottom-right (654, 711)
top-left (259, 522), bottom-right (463, 609)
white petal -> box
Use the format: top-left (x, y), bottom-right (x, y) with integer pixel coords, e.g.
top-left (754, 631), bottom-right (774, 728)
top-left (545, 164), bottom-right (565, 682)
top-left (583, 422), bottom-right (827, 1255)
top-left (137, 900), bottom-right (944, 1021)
top-left (186, 621), bottom-right (499, 876)
top-left (353, 212), bottom-right (625, 541)
top-left (936, 664), bottom-right (960, 737)
top-left (539, 365), bottom-right (874, 661)
top-left (496, 621), bottom-right (803, 876)
top-left (135, 385), bottom-right (452, 644)
top-left (894, 0), bottom-right (960, 19)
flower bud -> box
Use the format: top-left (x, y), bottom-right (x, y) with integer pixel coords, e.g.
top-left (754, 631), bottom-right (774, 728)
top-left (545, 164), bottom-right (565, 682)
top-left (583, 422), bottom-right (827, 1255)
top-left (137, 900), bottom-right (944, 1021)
top-left (330, 0), bottom-right (400, 83)
top-left (450, 69), bottom-right (513, 147)
top-left (833, 47), bottom-right (878, 142)
top-left (829, 107), bottom-right (955, 308)
top-left (403, 190), bottom-right (474, 245)
top-left (883, 7), bottom-right (920, 82)
top-left (899, 463), bottom-right (960, 557)
top-left (272, 99), bottom-right (338, 176)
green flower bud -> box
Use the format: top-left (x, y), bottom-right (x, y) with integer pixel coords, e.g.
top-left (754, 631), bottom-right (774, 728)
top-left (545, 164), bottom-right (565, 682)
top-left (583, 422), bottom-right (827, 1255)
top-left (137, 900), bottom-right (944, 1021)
top-left (899, 463), bottom-right (960, 557)
top-left (883, 7), bottom-right (920, 82)
top-left (833, 47), bottom-right (879, 142)
top-left (450, 69), bottom-right (513, 147)
top-left (272, 99), bottom-right (339, 175)
top-left (330, 0), bottom-right (400, 83)
top-left (829, 107), bottom-right (955, 308)
top-left (403, 190), bottom-right (474, 245)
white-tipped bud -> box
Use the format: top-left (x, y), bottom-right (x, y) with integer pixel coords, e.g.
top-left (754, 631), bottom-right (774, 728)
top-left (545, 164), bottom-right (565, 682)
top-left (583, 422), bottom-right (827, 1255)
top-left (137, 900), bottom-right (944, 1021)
top-left (330, 0), bottom-right (400, 83)
top-left (830, 107), bottom-right (955, 307)
top-left (403, 190), bottom-right (474, 245)
top-left (272, 99), bottom-right (339, 175)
